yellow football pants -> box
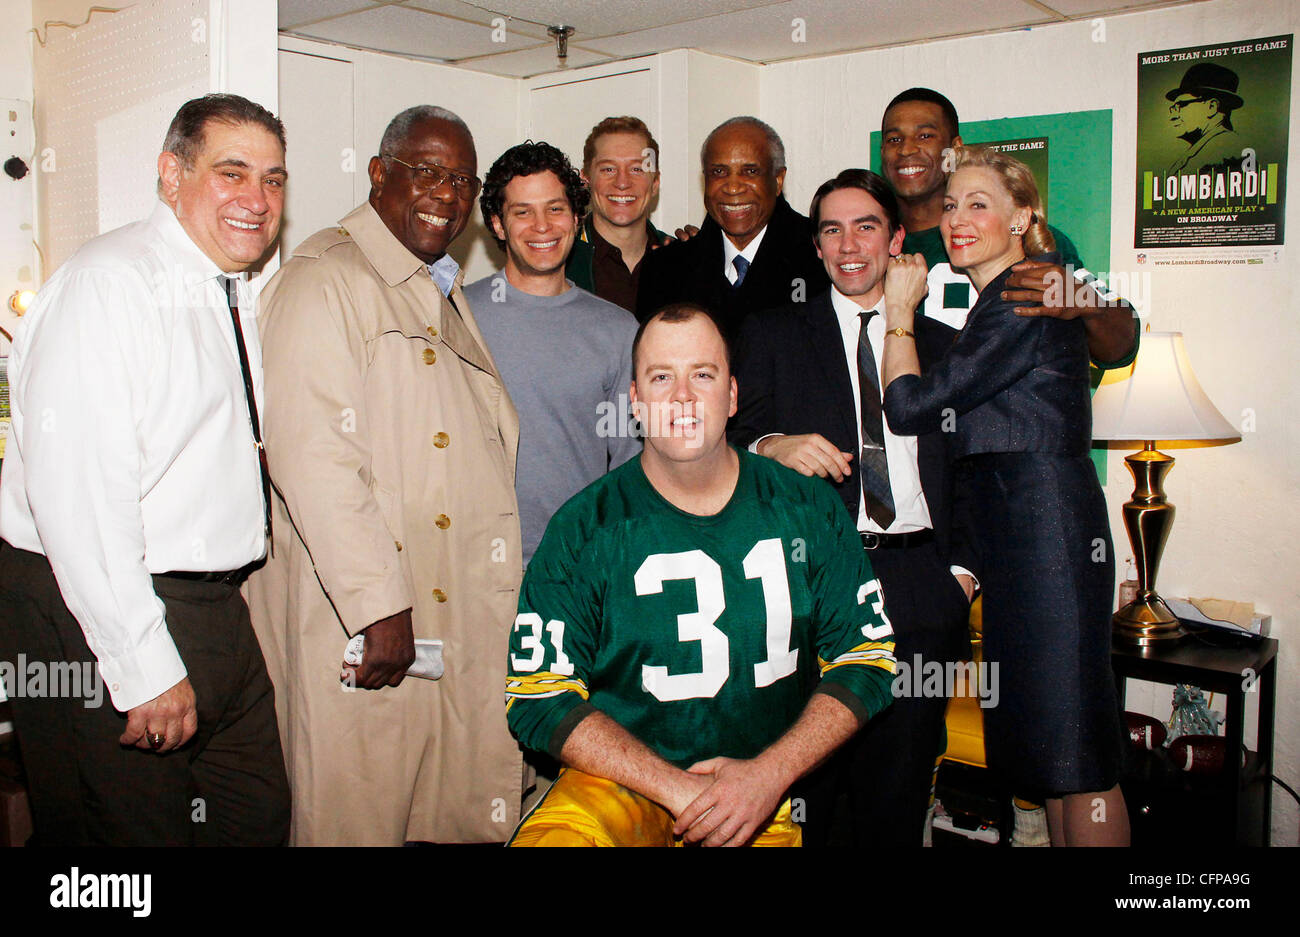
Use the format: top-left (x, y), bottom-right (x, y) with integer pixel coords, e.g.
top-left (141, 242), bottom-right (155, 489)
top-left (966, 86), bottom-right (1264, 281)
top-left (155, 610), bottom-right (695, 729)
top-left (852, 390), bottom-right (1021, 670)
top-left (509, 768), bottom-right (801, 847)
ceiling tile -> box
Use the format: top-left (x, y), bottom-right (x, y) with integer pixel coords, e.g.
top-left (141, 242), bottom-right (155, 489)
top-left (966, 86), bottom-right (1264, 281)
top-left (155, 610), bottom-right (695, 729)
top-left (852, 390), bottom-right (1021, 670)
top-left (1034, 0), bottom-right (1169, 16)
top-left (284, 4), bottom-right (541, 59)
top-left (406, 0), bottom-right (779, 36)
top-left (279, 0), bottom-right (394, 30)
top-left (584, 0), bottom-right (1054, 62)
top-left (397, 0), bottom-right (550, 38)
top-left (281, 0), bottom-right (1205, 71)
top-left (451, 43), bottom-right (616, 77)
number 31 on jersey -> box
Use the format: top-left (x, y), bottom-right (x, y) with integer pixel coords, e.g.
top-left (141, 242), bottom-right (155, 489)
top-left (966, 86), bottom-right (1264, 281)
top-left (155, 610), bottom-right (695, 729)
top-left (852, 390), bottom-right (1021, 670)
top-left (511, 538), bottom-right (891, 704)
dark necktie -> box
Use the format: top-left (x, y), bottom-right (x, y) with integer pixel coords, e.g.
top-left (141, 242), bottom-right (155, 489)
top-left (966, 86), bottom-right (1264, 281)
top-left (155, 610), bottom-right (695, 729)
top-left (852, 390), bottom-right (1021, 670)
top-left (857, 310), bottom-right (895, 529)
top-left (224, 276), bottom-right (273, 546)
top-left (732, 255), bottom-right (750, 287)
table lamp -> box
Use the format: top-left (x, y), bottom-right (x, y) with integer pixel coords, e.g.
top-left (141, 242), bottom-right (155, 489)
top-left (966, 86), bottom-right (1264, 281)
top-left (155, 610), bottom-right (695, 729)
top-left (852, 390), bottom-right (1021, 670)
top-left (1091, 331), bottom-right (1240, 646)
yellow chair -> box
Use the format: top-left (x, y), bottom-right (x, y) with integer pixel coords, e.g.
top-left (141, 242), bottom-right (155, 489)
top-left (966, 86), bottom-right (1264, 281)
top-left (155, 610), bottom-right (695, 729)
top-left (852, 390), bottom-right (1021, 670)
top-left (943, 596), bottom-right (987, 768)
top-left (937, 598), bottom-right (1047, 845)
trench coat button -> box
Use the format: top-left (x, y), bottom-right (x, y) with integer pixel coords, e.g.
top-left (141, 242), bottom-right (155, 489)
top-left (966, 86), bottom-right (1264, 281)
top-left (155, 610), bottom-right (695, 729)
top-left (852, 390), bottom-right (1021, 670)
top-left (422, 348), bottom-right (437, 365)
top-left (431, 588), bottom-right (447, 603)
top-left (433, 432), bottom-right (450, 448)
top-left (395, 540), bottom-right (403, 552)
top-left (434, 514), bottom-right (450, 529)
top-left (427, 326), bottom-right (439, 338)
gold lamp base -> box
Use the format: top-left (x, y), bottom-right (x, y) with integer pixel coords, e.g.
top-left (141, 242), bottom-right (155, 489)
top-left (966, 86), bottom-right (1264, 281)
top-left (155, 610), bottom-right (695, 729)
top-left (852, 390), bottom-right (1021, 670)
top-left (1112, 443), bottom-right (1187, 647)
top-left (1113, 593), bottom-right (1184, 646)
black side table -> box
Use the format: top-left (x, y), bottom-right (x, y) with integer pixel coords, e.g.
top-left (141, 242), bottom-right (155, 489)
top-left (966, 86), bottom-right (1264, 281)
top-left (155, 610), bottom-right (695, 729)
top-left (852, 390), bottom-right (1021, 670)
top-left (1112, 631), bottom-right (1278, 846)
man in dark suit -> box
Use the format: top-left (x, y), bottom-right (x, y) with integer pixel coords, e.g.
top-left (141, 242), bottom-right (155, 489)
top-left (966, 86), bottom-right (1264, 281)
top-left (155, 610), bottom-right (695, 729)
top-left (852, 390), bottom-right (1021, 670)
top-left (636, 117), bottom-right (827, 335)
top-left (730, 169), bottom-right (974, 847)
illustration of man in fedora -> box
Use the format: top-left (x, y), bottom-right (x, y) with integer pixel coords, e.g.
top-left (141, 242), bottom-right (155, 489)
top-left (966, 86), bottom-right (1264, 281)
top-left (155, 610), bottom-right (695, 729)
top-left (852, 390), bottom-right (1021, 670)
top-left (1165, 62), bottom-right (1248, 175)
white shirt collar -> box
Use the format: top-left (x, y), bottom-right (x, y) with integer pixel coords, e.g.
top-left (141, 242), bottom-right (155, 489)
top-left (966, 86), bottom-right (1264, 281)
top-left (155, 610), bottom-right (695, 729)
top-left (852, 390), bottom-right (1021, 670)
top-left (722, 225), bottom-right (768, 282)
top-left (830, 284), bottom-right (885, 325)
top-left (149, 199), bottom-right (225, 283)
top-left (425, 253), bottom-right (462, 297)
top-left (150, 200), bottom-right (252, 306)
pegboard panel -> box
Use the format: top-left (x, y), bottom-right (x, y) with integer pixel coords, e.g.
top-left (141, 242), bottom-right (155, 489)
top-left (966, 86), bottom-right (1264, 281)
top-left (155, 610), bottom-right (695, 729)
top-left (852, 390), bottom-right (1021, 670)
top-left (1, 99), bottom-right (35, 354)
top-left (34, 0), bottom-right (210, 270)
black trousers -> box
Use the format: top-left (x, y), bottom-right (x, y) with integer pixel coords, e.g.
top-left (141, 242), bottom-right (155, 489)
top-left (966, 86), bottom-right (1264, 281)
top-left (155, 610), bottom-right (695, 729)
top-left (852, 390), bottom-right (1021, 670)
top-left (797, 540), bottom-right (972, 847)
top-left (0, 541), bottom-right (290, 845)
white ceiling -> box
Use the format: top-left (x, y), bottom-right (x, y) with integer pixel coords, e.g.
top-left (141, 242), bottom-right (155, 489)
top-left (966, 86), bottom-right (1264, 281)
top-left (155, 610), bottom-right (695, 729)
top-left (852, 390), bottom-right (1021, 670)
top-left (278, 0), bottom-right (1205, 78)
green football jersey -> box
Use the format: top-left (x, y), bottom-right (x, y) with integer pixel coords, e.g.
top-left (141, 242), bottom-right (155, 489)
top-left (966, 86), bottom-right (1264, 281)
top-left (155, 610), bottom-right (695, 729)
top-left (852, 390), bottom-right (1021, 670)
top-left (505, 448), bottom-right (896, 769)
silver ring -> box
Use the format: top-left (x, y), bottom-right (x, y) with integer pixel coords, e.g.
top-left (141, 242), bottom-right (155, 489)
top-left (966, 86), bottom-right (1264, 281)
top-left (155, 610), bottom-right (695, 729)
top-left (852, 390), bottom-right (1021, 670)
top-left (148, 732), bottom-right (164, 749)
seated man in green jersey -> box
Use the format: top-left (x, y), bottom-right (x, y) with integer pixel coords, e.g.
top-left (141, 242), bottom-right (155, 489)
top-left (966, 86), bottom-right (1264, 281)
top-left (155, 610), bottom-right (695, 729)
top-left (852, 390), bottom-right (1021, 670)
top-left (505, 304), bottom-right (897, 847)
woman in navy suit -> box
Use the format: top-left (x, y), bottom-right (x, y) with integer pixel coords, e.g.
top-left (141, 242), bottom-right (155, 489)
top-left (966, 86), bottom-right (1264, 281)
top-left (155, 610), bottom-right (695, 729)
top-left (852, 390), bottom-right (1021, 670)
top-left (880, 146), bottom-right (1128, 846)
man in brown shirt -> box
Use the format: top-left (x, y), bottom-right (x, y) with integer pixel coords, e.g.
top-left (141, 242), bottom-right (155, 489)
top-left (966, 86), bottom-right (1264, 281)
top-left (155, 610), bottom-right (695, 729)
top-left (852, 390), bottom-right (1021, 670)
top-left (566, 116), bottom-right (669, 313)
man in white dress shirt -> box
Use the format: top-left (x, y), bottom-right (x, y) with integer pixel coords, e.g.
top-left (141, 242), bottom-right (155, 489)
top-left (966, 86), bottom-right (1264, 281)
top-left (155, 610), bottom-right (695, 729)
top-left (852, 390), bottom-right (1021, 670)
top-left (0, 94), bottom-right (291, 845)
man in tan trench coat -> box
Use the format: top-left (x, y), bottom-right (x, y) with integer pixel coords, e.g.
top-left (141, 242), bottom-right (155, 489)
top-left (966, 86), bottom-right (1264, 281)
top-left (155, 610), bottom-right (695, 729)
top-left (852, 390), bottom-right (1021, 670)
top-left (246, 105), bottom-right (523, 844)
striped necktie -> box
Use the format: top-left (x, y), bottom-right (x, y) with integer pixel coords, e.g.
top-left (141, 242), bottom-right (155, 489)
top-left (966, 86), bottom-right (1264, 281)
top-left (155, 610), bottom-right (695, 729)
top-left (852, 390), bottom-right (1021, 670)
top-left (857, 310), bottom-right (895, 529)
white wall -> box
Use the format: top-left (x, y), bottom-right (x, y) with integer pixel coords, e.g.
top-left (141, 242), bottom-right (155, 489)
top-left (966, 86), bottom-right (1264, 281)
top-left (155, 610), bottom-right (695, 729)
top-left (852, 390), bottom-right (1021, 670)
top-left (277, 47), bottom-right (356, 257)
top-left (0, 0), bottom-right (33, 102)
top-left (761, 0), bottom-right (1299, 845)
top-left (0, 0), bottom-right (34, 353)
top-left (213, 0), bottom-right (277, 110)
top-left (278, 36), bottom-right (518, 282)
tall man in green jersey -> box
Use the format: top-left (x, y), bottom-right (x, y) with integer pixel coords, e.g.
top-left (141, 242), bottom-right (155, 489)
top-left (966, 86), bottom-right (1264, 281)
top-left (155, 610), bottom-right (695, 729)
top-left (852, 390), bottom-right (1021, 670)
top-left (880, 87), bottom-right (1139, 367)
top-left (505, 305), bottom-right (897, 846)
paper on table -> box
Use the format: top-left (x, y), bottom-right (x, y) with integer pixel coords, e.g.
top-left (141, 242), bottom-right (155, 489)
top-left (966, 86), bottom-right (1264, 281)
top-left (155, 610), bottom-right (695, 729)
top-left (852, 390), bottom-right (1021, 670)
top-left (1189, 598), bottom-right (1255, 630)
top-left (1165, 597), bottom-right (1265, 636)
top-left (344, 635), bottom-right (445, 680)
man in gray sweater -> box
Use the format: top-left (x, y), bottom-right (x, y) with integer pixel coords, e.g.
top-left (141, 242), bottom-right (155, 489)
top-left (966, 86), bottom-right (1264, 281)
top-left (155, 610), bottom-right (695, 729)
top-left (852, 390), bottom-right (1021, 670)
top-left (466, 141), bottom-right (640, 566)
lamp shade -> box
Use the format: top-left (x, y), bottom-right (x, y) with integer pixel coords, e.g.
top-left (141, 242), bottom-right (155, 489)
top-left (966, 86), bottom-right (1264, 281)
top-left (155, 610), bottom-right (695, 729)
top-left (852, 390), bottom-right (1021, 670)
top-left (1092, 331), bottom-right (1240, 442)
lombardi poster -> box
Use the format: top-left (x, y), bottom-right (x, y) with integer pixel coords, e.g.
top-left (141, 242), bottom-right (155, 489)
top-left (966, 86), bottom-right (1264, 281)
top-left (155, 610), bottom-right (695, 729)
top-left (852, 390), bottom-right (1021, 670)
top-left (1135, 35), bottom-right (1291, 265)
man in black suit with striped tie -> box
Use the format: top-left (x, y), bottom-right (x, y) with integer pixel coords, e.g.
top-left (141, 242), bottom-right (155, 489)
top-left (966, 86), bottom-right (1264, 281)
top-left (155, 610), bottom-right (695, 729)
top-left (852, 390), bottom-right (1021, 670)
top-left (730, 169), bottom-right (975, 848)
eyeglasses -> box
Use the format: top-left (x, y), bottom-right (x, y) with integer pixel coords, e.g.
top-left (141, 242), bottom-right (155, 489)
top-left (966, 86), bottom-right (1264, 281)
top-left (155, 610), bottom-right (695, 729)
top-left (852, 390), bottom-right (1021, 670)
top-left (381, 154), bottom-right (480, 196)
top-left (1168, 97), bottom-right (1206, 114)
